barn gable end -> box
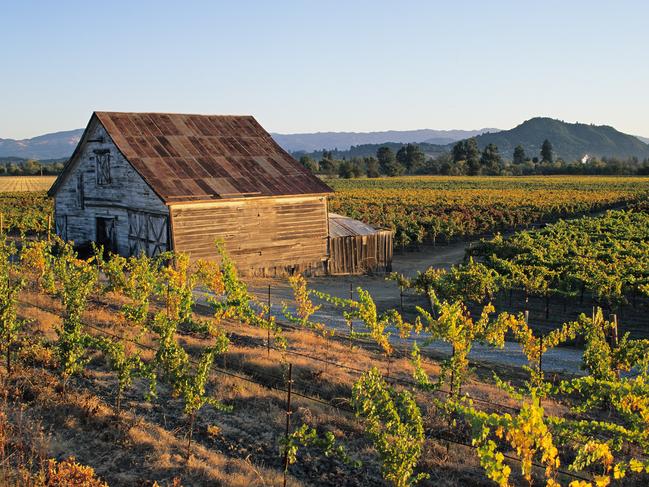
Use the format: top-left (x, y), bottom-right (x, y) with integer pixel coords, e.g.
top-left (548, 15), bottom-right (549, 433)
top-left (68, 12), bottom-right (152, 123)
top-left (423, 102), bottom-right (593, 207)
top-left (51, 117), bottom-right (170, 257)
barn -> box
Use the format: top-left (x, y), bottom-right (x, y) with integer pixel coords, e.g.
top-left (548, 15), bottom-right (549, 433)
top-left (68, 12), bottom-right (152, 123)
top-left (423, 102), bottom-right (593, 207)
top-left (48, 111), bottom-right (392, 275)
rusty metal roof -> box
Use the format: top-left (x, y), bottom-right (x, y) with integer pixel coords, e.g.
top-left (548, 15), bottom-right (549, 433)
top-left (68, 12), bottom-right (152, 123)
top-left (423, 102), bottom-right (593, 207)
top-left (51, 112), bottom-right (332, 202)
top-left (328, 213), bottom-right (392, 238)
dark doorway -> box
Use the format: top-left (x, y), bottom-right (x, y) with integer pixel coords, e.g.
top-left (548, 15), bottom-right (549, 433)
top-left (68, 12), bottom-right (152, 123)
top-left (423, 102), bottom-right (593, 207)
top-left (96, 217), bottom-right (117, 254)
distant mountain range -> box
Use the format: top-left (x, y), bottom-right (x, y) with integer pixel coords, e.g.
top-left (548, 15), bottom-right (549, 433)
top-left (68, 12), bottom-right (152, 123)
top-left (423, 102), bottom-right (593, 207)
top-left (270, 128), bottom-right (498, 152)
top-left (0, 118), bottom-right (647, 162)
top-left (0, 129), bottom-right (83, 160)
top-left (636, 135), bottom-right (649, 145)
top-left (471, 118), bottom-right (649, 161)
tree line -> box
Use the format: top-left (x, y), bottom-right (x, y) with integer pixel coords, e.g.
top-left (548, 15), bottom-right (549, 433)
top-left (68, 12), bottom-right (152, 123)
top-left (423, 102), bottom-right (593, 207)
top-left (300, 139), bottom-right (649, 178)
top-left (0, 159), bottom-right (65, 176)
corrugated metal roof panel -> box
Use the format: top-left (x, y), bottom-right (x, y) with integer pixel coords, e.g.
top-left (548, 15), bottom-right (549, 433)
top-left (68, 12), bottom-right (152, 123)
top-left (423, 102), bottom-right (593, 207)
top-left (328, 213), bottom-right (393, 238)
top-left (92, 112), bottom-right (332, 202)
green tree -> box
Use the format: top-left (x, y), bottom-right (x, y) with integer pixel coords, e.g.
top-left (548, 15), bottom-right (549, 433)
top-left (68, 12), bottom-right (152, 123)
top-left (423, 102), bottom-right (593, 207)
top-left (338, 160), bottom-right (354, 179)
top-left (366, 157), bottom-right (380, 178)
top-left (350, 157), bottom-right (364, 178)
top-left (513, 145), bottom-right (526, 164)
top-left (318, 158), bottom-right (337, 176)
top-left (23, 159), bottom-right (41, 175)
top-left (377, 146), bottom-right (403, 177)
top-left (298, 155), bottom-right (318, 173)
top-left (465, 138), bottom-right (481, 175)
top-left (452, 140), bottom-right (467, 162)
top-left (541, 139), bottom-right (554, 163)
top-left (396, 144), bottom-right (426, 174)
top-left (480, 143), bottom-right (503, 175)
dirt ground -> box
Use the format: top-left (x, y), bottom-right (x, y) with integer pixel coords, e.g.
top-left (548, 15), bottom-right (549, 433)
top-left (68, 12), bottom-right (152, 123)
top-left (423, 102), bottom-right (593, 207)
top-left (238, 241), bottom-right (591, 376)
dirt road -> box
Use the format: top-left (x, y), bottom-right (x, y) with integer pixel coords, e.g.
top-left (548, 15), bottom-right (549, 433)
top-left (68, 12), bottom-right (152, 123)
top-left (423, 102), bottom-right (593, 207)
top-left (243, 241), bottom-right (587, 375)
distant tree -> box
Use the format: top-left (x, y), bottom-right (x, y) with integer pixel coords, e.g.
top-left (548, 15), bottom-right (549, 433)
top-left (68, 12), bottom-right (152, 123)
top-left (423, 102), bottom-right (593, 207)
top-left (465, 138), bottom-right (481, 175)
top-left (512, 145), bottom-right (526, 164)
top-left (8, 163), bottom-right (21, 175)
top-left (541, 139), bottom-right (554, 163)
top-left (321, 150), bottom-right (334, 161)
top-left (350, 158), bottom-right (364, 178)
top-left (22, 159), bottom-right (41, 175)
top-left (299, 155), bottom-right (318, 173)
top-left (396, 144), bottom-right (426, 174)
top-left (480, 143), bottom-right (503, 175)
top-left (319, 158), bottom-right (337, 176)
top-left (366, 157), bottom-right (380, 178)
top-left (51, 162), bottom-right (65, 174)
top-left (452, 140), bottom-right (467, 163)
top-left (338, 160), bottom-right (354, 179)
top-left (376, 147), bottom-right (403, 176)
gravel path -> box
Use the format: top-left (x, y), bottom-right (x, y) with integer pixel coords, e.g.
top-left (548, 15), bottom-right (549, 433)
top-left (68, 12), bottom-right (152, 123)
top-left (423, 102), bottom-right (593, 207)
top-left (237, 241), bottom-right (587, 375)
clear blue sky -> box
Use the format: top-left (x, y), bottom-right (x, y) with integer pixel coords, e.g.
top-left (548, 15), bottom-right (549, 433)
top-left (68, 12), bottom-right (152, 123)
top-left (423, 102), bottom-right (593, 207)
top-left (2, 0), bottom-right (648, 139)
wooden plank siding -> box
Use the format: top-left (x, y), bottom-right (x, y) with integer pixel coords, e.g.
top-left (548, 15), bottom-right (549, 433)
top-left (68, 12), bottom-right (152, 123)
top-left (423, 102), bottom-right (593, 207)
top-left (328, 231), bottom-right (393, 275)
top-left (170, 195), bottom-right (329, 276)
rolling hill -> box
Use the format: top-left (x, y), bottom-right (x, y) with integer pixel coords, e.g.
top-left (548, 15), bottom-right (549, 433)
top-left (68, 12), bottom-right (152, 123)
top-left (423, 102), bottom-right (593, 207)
top-left (270, 128), bottom-right (498, 152)
top-left (0, 129), bottom-right (83, 159)
top-left (472, 118), bottom-right (649, 161)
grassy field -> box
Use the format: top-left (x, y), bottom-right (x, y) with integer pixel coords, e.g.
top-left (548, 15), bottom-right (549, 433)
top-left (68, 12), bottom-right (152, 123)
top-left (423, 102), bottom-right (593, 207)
top-left (0, 175), bottom-right (57, 193)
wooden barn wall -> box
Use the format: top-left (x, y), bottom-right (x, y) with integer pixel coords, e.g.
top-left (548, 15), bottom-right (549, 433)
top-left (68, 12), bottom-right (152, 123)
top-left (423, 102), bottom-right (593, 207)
top-left (328, 231), bottom-right (393, 275)
top-left (54, 119), bottom-right (169, 256)
top-left (170, 195), bottom-right (328, 275)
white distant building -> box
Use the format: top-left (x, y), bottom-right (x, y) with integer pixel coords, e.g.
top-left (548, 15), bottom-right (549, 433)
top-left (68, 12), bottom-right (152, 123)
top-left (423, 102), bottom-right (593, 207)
top-left (581, 154), bottom-right (591, 164)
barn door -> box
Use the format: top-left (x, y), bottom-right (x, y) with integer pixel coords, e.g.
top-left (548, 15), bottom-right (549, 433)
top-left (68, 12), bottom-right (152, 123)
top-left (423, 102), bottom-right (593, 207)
top-left (147, 214), bottom-right (168, 257)
top-left (128, 211), bottom-right (147, 256)
top-left (96, 217), bottom-right (117, 253)
top-left (128, 210), bottom-right (168, 257)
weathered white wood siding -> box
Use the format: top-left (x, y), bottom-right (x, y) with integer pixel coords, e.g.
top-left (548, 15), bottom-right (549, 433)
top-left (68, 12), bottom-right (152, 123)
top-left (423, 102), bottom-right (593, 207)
top-left (53, 119), bottom-right (169, 256)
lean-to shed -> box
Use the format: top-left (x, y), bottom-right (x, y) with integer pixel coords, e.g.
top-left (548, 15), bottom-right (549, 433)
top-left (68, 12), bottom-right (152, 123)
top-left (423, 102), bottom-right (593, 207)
top-left (48, 111), bottom-right (335, 275)
top-left (327, 213), bottom-right (393, 274)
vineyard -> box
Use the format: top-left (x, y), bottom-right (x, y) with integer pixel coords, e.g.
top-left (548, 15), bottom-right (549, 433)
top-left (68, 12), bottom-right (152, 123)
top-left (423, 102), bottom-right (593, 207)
top-left (469, 209), bottom-right (649, 323)
top-left (0, 191), bottom-right (52, 234)
top-left (2, 233), bottom-right (649, 486)
top-left (328, 176), bottom-right (649, 247)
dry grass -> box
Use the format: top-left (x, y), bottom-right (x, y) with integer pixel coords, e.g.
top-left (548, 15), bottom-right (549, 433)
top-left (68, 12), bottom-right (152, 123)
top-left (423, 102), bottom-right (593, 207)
top-left (6, 286), bottom-right (645, 486)
top-left (0, 176), bottom-right (56, 193)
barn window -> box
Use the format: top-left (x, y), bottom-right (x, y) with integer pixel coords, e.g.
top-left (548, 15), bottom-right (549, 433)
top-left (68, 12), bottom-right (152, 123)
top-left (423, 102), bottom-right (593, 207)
top-left (94, 149), bottom-right (111, 185)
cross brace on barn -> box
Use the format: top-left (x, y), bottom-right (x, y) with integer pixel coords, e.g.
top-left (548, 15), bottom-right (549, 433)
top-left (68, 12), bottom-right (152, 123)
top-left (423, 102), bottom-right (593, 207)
top-left (48, 112), bottom-right (392, 275)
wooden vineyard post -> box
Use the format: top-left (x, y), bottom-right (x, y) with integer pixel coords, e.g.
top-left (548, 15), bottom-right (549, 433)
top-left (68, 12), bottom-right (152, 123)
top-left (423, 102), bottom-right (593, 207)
top-left (611, 314), bottom-right (619, 348)
top-left (538, 333), bottom-right (544, 405)
top-left (348, 282), bottom-right (353, 349)
top-left (0, 212), bottom-right (3, 235)
top-left (282, 363), bottom-right (294, 487)
top-left (524, 291), bottom-right (529, 320)
top-left (400, 285), bottom-right (404, 314)
top-left (47, 214), bottom-right (52, 241)
top-left (450, 345), bottom-right (456, 398)
top-left (267, 284), bottom-right (271, 357)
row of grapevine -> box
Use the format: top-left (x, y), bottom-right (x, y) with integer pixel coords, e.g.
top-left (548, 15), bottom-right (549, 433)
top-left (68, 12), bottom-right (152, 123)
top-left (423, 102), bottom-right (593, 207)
top-left (3, 235), bottom-right (648, 486)
top-left (469, 209), bottom-right (649, 312)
